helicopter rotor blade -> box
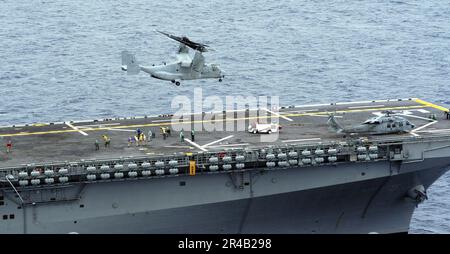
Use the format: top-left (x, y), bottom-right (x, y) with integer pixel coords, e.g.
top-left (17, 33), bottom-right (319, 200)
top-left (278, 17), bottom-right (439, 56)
top-left (155, 30), bottom-right (210, 52)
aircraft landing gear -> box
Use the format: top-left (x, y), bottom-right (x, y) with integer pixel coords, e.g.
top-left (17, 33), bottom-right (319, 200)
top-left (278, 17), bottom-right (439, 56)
top-left (175, 81), bottom-right (180, 86)
top-left (219, 78), bottom-right (222, 82)
top-left (171, 80), bottom-right (175, 83)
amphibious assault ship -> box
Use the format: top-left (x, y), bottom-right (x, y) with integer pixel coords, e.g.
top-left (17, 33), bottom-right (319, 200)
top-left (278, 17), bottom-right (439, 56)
top-left (1, 98), bottom-right (450, 234)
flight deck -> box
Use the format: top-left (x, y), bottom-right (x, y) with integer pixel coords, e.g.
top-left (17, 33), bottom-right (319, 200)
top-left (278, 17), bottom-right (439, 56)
top-left (2, 98), bottom-right (450, 234)
top-left (1, 98), bottom-right (449, 169)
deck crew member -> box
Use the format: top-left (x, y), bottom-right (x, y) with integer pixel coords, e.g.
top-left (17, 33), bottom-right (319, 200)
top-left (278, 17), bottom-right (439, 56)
top-left (148, 130), bottom-right (153, 142)
top-left (102, 135), bottom-right (111, 148)
top-left (191, 130), bottom-right (195, 142)
top-left (136, 128), bottom-right (142, 138)
top-left (138, 133), bottom-right (145, 146)
top-left (180, 131), bottom-right (184, 143)
top-left (446, 110), bottom-right (450, 120)
top-left (161, 127), bottom-right (167, 140)
top-left (5, 140), bottom-right (12, 153)
top-left (95, 139), bottom-right (100, 150)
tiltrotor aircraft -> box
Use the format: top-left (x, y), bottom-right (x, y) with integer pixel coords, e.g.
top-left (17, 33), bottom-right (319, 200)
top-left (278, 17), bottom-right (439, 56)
top-left (121, 31), bottom-right (224, 86)
top-left (327, 111), bottom-right (416, 135)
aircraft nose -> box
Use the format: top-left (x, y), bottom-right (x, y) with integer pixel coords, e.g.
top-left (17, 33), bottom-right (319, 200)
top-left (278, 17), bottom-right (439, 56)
top-left (220, 68), bottom-right (226, 76)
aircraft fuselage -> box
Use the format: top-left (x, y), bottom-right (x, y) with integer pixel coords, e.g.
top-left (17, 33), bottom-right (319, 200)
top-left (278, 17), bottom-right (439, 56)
top-left (141, 62), bottom-right (222, 81)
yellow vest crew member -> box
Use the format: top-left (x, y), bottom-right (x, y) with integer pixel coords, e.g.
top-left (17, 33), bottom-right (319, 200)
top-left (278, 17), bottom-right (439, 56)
top-left (102, 135), bottom-right (111, 148)
top-left (138, 133), bottom-right (146, 146)
top-left (161, 127), bottom-right (168, 140)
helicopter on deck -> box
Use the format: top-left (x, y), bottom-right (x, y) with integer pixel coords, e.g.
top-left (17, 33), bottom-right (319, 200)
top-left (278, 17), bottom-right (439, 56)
top-left (327, 111), bottom-right (416, 135)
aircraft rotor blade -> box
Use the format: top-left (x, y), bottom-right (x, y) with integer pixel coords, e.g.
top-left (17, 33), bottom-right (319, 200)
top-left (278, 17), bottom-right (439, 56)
top-left (156, 30), bottom-right (210, 52)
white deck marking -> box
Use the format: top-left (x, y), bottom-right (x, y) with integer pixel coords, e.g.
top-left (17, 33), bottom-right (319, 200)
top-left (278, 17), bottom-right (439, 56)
top-left (409, 131), bottom-right (420, 137)
top-left (417, 109), bottom-right (430, 114)
top-left (65, 123), bottom-right (88, 136)
top-left (411, 121), bottom-right (438, 133)
top-left (202, 135), bottom-right (234, 148)
top-left (348, 105), bottom-right (385, 109)
top-left (262, 108), bottom-right (293, 122)
top-left (417, 128), bottom-right (450, 133)
top-left (184, 139), bottom-right (208, 151)
top-left (208, 143), bottom-right (249, 148)
top-left (282, 138), bottom-right (321, 143)
top-left (77, 123), bottom-right (121, 128)
top-left (183, 135), bottom-right (236, 151)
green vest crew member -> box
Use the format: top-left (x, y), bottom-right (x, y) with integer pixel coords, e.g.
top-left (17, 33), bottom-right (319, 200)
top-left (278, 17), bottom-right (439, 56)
top-left (191, 130), bottom-right (195, 142)
top-left (180, 131), bottom-right (184, 142)
top-left (148, 130), bottom-right (153, 141)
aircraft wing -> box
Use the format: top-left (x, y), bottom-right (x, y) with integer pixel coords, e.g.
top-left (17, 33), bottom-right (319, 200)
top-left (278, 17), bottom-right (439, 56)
top-left (191, 51), bottom-right (205, 74)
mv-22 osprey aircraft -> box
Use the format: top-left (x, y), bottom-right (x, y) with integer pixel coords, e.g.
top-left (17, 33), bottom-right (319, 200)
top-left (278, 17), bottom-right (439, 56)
top-left (121, 31), bottom-right (224, 86)
top-left (327, 111), bottom-right (416, 135)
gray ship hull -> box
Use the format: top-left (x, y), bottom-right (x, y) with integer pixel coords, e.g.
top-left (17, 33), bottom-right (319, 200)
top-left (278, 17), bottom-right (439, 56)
top-left (2, 158), bottom-right (448, 234)
top-left (2, 98), bottom-right (450, 233)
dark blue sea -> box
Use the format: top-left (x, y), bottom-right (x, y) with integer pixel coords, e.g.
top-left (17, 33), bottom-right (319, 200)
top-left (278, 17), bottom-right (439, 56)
top-left (1, 0), bottom-right (449, 233)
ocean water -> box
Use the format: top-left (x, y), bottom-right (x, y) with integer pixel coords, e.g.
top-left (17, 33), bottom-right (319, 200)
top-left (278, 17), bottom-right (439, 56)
top-left (1, 0), bottom-right (449, 233)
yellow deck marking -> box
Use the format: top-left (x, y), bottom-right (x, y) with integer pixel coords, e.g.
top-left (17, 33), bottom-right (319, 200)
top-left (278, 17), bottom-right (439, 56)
top-left (32, 123), bottom-right (49, 127)
top-left (284, 105), bottom-right (425, 117)
top-left (414, 99), bottom-right (449, 112)
top-left (0, 104), bottom-right (427, 137)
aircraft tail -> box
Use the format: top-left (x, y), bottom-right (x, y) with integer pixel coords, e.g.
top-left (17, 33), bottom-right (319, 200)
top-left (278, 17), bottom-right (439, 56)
top-left (121, 51), bottom-right (140, 75)
top-left (327, 114), bottom-right (344, 133)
